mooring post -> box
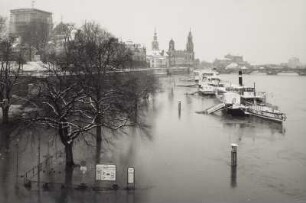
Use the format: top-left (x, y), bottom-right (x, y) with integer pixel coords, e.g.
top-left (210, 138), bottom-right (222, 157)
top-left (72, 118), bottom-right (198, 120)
top-left (231, 143), bottom-right (238, 166)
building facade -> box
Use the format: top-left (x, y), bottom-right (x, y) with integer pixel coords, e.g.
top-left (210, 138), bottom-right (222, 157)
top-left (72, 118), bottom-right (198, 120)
top-left (125, 40), bottom-right (147, 67)
top-left (287, 57), bottom-right (301, 69)
top-left (9, 8), bottom-right (53, 38)
top-left (146, 30), bottom-right (168, 68)
top-left (213, 54), bottom-right (250, 69)
top-left (9, 8), bottom-right (53, 60)
top-left (167, 31), bottom-right (195, 67)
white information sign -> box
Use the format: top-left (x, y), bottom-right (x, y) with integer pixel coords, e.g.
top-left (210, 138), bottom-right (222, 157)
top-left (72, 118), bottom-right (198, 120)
top-left (96, 164), bottom-right (116, 181)
top-left (127, 167), bottom-right (135, 184)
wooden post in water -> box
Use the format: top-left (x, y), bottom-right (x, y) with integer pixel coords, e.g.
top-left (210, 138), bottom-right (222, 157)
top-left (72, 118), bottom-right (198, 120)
top-left (178, 101), bottom-right (181, 118)
top-left (231, 143), bottom-right (238, 166)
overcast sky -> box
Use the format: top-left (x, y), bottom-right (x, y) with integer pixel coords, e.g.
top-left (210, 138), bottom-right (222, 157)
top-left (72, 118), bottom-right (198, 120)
top-left (1, 0), bottom-right (305, 64)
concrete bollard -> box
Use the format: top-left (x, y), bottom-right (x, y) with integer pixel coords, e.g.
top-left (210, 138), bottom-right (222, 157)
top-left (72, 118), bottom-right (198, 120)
top-left (231, 143), bottom-right (238, 166)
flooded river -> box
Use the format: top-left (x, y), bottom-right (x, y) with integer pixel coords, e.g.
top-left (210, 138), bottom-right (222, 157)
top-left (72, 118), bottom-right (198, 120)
top-left (0, 74), bottom-right (306, 203)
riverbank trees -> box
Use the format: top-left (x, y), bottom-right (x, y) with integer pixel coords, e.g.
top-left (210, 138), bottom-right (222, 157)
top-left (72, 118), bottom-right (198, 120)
top-left (0, 16), bottom-right (25, 124)
top-left (27, 21), bottom-right (157, 168)
top-left (27, 64), bottom-right (98, 167)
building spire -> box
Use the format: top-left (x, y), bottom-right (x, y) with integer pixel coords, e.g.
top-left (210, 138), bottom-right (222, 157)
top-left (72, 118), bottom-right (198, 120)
top-left (32, 0), bottom-right (35, 8)
top-left (152, 28), bottom-right (159, 51)
top-left (186, 30), bottom-right (194, 53)
top-left (154, 28), bottom-right (157, 40)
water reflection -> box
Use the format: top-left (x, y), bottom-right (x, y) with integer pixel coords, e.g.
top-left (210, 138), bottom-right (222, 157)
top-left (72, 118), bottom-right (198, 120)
top-left (178, 101), bottom-right (181, 119)
top-left (222, 115), bottom-right (286, 143)
top-left (230, 166), bottom-right (237, 188)
top-left (168, 87), bottom-right (174, 102)
top-left (58, 167), bottom-right (74, 203)
top-left (0, 75), bottom-right (305, 203)
top-left (0, 124), bottom-right (14, 203)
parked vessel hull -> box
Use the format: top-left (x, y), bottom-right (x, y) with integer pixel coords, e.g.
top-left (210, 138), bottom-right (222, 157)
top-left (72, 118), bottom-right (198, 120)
top-left (245, 110), bottom-right (284, 123)
top-left (223, 107), bottom-right (246, 117)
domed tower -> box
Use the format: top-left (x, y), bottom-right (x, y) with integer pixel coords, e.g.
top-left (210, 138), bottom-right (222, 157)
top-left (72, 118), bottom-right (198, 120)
top-left (186, 30), bottom-right (194, 53)
top-left (168, 38), bottom-right (175, 52)
top-left (151, 29), bottom-right (159, 51)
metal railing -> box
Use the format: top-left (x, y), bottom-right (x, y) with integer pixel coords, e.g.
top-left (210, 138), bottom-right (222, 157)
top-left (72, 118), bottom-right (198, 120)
top-left (22, 149), bottom-right (64, 183)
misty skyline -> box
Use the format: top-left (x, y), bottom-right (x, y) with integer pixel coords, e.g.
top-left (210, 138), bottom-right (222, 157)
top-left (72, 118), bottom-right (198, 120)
top-left (1, 0), bottom-right (305, 64)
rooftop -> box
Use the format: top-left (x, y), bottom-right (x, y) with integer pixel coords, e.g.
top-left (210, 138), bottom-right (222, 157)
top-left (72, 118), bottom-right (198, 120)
top-left (10, 8), bottom-right (52, 15)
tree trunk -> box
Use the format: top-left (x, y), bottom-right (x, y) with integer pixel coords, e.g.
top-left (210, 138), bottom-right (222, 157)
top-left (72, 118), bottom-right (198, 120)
top-left (95, 114), bottom-right (102, 163)
top-left (96, 125), bottom-right (102, 163)
top-left (2, 106), bottom-right (9, 124)
top-left (64, 166), bottom-right (73, 187)
top-left (65, 143), bottom-right (74, 168)
top-left (95, 138), bottom-right (101, 164)
top-left (29, 44), bottom-right (32, 61)
top-left (95, 114), bottom-right (102, 145)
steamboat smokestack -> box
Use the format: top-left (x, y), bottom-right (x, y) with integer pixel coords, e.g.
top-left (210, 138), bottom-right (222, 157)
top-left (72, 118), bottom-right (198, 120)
top-left (238, 70), bottom-right (243, 86)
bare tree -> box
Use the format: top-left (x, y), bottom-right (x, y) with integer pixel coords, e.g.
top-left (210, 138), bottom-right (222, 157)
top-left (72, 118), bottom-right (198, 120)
top-left (67, 22), bottom-right (130, 148)
top-left (63, 22), bottom-right (157, 161)
top-left (0, 17), bottom-right (24, 124)
top-left (27, 64), bottom-right (97, 167)
top-left (35, 21), bottom-right (158, 165)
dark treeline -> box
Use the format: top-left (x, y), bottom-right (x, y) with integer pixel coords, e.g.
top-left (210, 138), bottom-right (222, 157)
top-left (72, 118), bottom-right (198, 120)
top-left (0, 18), bottom-right (158, 169)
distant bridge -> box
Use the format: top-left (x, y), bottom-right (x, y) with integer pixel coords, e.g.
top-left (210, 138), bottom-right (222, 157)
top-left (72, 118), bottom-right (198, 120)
top-left (217, 68), bottom-right (306, 76)
top-left (260, 68), bottom-right (306, 76)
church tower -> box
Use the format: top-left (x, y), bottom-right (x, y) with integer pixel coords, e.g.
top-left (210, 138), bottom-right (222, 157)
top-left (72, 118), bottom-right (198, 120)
top-left (152, 29), bottom-right (159, 51)
top-left (168, 38), bottom-right (175, 52)
top-left (186, 30), bottom-right (194, 53)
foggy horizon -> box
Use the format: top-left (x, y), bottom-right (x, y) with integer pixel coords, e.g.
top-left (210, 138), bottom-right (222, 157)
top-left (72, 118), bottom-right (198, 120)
top-left (1, 0), bottom-right (305, 65)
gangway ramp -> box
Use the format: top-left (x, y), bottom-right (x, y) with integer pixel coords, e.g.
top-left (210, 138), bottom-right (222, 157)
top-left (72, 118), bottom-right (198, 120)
top-left (205, 103), bottom-right (225, 114)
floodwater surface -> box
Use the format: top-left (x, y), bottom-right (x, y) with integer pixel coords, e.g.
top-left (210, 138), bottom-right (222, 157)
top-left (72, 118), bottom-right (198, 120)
top-left (0, 74), bottom-right (306, 203)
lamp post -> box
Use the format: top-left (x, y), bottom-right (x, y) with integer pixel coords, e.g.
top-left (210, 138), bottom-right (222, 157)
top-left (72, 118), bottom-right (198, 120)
top-left (37, 132), bottom-right (41, 189)
top-left (16, 138), bottom-right (20, 185)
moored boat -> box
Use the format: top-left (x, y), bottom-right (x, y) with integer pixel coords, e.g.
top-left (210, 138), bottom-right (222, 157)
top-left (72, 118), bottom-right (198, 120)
top-left (198, 70), bottom-right (221, 95)
top-left (214, 70), bottom-right (286, 122)
top-left (245, 104), bottom-right (286, 123)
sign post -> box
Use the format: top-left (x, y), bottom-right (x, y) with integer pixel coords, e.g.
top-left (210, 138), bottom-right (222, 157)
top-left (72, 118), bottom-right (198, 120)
top-left (127, 167), bottom-right (135, 190)
top-left (96, 164), bottom-right (116, 181)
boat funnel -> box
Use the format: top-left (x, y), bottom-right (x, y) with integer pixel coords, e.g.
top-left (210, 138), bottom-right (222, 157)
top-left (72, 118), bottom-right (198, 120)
top-left (238, 70), bottom-right (243, 86)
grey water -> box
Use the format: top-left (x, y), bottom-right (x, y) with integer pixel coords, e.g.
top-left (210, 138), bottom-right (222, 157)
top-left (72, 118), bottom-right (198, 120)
top-left (0, 74), bottom-right (306, 203)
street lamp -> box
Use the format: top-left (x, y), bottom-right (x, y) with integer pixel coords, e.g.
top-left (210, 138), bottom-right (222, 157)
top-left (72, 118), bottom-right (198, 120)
top-left (15, 138), bottom-right (20, 185)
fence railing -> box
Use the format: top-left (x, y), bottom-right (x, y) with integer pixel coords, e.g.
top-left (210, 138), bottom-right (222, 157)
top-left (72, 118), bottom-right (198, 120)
top-left (22, 149), bottom-right (64, 183)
